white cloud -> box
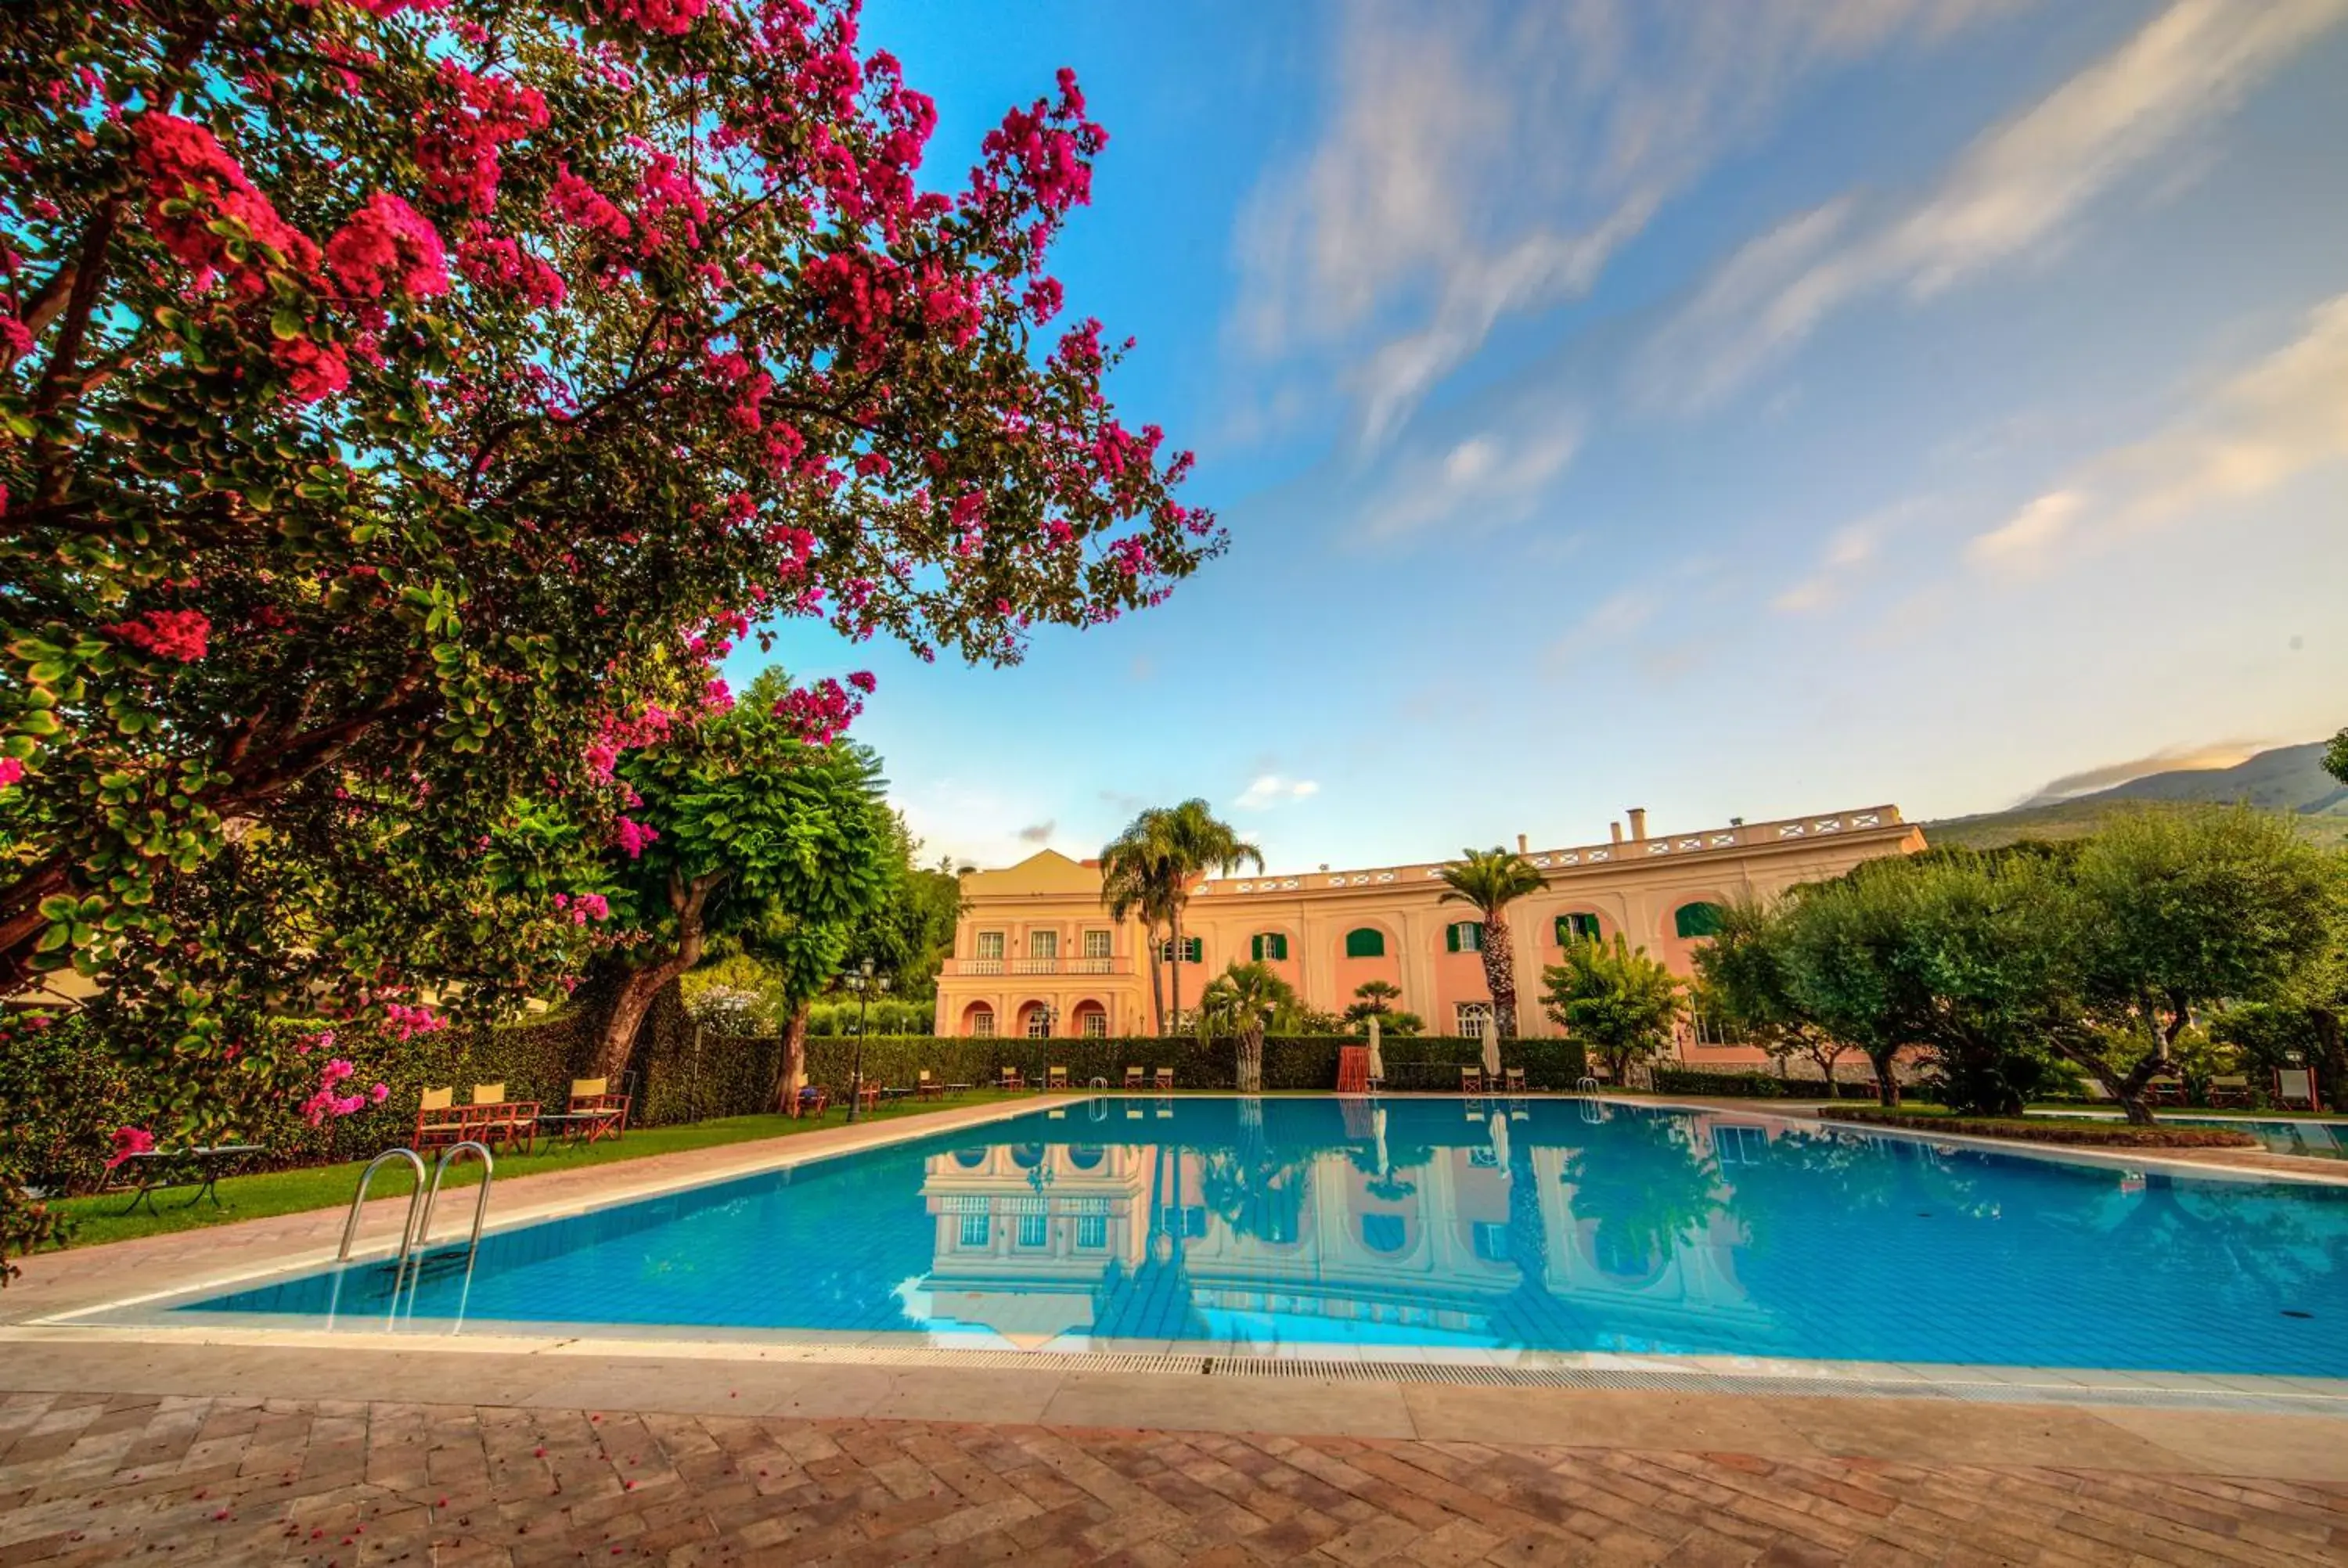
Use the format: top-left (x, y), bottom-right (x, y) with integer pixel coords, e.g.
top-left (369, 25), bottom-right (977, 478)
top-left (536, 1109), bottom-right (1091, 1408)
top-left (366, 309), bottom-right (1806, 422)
top-left (1233, 775), bottom-right (1321, 811)
top-left (1642, 0), bottom-right (2348, 411)
top-left (1970, 291), bottom-right (2348, 575)
top-left (1968, 489), bottom-right (2084, 574)
top-left (1772, 518), bottom-right (1882, 613)
top-left (1548, 588), bottom-right (1658, 663)
top-left (1355, 415), bottom-right (1583, 541)
top-left (1234, 0), bottom-right (2037, 446)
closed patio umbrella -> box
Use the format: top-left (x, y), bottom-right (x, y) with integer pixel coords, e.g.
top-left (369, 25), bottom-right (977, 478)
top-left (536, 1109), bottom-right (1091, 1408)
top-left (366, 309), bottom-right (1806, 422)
top-left (1481, 1011), bottom-right (1501, 1079)
top-left (1374, 1105), bottom-right (1390, 1179)
top-left (1366, 1014), bottom-right (1385, 1086)
top-left (1489, 1108), bottom-right (1510, 1171)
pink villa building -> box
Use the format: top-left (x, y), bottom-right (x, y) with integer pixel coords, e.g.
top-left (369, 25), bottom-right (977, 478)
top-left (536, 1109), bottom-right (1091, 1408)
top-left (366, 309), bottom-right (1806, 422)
top-left (931, 805), bottom-right (1927, 1069)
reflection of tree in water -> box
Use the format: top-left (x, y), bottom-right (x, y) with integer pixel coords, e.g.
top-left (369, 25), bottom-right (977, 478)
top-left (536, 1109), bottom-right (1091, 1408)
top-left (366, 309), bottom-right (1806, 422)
top-left (1201, 1146), bottom-right (1310, 1244)
top-left (1562, 1111), bottom-right (1721, 1279)
top-left (1485, 1126), bottom-right (1601, 1348)
top-left (1089, 1140), bottom-right (1212, 1343)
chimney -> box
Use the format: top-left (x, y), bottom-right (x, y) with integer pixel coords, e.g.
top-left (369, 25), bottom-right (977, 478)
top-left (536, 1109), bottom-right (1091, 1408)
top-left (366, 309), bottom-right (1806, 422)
top-left (1516, 833), bottom-right (1528, 854)
top-left (1628, 807), bottom-right (1648, 841)
top-left (1609, 820), bottom-right (1624, 845)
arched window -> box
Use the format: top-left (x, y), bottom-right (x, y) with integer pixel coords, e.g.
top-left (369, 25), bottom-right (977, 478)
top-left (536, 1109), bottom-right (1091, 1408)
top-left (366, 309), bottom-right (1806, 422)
top-left (1344, 927), bottom-right (1385, 958)
top-left (1072, 1002), bottom-right (1108, 1038)
top-left (1555, 912), bottom-right (1602, 946)
top-left (1674, 902), bottom-right (1725, 939)
top-left (1444, 921), bottom-right (1484, 953)
top-left (1020, 1003), bottom-right (1053, 1038)
top-left (1250, 932), bottom-right (1289, 962)
top-left (1360, 1214), bottom-right (1407, 1254)
top-left (964, 1003), bottom-right (996, 1038)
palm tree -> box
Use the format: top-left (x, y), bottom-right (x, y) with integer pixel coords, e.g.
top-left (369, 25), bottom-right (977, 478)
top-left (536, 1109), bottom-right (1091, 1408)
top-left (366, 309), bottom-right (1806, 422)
top-left (1197, 958), bottom-right (1295, 1092)
top-left (1100, 808), bottom-right (1180, 1034)
top-left (1158, 799), bottom-right (1262, 1031)
top-left (1437, 847), bottom-right (1545, 1037)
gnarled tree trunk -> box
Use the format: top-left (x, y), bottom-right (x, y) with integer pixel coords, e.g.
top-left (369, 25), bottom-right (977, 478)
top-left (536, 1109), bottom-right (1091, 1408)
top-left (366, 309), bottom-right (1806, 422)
top-left (771, 1000), bottom-right (811, 1111)
top-left (593, 869), bottom-right (722, 1080)
top-left (1867, 1048), bottom-right (1901, 1106)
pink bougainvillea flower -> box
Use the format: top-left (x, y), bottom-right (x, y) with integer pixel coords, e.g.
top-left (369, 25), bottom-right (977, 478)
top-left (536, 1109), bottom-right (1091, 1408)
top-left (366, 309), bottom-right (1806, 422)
top-left (325, 192), bottom-right (450, 300)
top-left (104, 1126), bottom-right (156, 1171)
top-left (131, 113), bottom-right (320, 297)
top-left (383, 1002), bottom-right (445, 1041)
top-left (273, 336), bottom-right (351, 404)
top-left (105, 609), bottom-right (211, 663)
top-left (0, 757), bottom-right (22, 789)
top-left (612, 816), bottom-right (660, 859)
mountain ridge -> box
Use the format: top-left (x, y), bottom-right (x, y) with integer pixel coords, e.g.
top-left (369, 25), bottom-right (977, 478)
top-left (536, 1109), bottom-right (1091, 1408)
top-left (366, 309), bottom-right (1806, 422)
top-left (1925, 739), bottom-right (2348, 850)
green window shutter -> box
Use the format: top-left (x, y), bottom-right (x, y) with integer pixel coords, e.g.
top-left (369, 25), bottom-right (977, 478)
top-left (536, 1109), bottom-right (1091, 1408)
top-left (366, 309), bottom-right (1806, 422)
top-left (1554, 915), bottom-right (1569, 947)
top-left (1674, 902), bottom-right (1724, 939)
top-left (1345, 928), bottom-right (1384, 958)
top-left (1250, 933), bottom-right (1263, 962)
top-left (1560, 912), bottom-right (1601, 944)
top-left (1446, 923), bottom-right (1460, 953)
top-left (1189, 937), bottom-right (1202, 963)
top-left (1272, 933), bottom-right (1288, 961)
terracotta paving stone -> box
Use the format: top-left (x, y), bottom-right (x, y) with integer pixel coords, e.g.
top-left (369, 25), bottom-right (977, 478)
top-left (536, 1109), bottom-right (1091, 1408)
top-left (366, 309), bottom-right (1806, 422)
top-left (0, 1395), bottom-right (2339, 1565)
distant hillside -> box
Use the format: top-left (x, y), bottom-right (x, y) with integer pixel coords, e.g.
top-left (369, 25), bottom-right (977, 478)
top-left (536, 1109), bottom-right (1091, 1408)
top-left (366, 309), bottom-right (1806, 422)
top-left (1926, 740), bottom-right (2348, 850)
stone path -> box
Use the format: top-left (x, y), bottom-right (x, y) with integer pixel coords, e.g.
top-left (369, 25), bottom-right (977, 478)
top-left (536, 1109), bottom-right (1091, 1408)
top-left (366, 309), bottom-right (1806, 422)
top-left (4, 1390), bottom-right (2344, 1566)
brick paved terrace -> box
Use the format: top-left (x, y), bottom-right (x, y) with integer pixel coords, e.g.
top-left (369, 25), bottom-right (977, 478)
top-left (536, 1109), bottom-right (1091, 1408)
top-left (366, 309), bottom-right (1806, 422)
top-left (4, 1388), bottom-right (2346, 1567)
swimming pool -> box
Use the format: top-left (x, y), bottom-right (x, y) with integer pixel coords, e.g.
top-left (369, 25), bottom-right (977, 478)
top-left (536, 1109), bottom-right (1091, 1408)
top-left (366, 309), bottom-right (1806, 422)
top-left (158, 1097), bottom-right (2348, 1376)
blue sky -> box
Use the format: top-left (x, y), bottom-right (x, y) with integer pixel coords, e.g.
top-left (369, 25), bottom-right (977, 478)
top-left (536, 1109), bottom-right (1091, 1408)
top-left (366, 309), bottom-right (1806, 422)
top-left (733, 0), bottom-right (2348, 872)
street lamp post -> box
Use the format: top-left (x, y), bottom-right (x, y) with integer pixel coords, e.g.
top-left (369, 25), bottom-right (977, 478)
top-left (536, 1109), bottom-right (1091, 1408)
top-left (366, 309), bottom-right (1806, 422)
top-left (1037, 1002), bottom-right (1057, 1091)
top-left (845, 959), bottom-right (890, 1124)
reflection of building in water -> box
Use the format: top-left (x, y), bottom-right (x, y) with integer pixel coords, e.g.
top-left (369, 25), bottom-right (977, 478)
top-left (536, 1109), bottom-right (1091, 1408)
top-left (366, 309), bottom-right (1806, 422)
top-left (913, 1110), bottom-right (1778, 1350)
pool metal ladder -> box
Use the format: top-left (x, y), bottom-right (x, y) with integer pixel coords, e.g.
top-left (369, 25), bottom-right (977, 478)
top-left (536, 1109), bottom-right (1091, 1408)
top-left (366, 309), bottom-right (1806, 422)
top-left (338, 1141), bottom-right (496, 1291)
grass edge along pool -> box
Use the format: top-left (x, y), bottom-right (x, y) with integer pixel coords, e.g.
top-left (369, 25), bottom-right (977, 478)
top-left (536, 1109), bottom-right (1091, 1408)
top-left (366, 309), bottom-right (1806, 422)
top-left (161, 1096), bottom-right (2348, 1377)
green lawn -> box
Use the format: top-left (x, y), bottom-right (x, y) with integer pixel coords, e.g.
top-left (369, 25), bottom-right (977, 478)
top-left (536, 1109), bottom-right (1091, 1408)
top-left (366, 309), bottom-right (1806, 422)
top-left (43, 1091), bottom-right (1023, 1252)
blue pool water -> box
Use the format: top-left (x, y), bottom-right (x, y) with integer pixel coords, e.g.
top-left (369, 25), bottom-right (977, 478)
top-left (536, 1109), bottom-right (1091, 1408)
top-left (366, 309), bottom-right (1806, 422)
top-left (175, 1098), bottom-right (2348, 1374)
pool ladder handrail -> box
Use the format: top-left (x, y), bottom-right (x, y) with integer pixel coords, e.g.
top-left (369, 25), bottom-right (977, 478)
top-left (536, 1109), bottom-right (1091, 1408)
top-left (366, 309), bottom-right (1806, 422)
top-left (339, 1147), bottom-right (428, 1268)
top-left (414, 1141), bottom-right (496, 1269)
top-left (1576, 1075), bottom-right (1601, 1095)
top-left (336, 1142), bottom-right (496, 1280)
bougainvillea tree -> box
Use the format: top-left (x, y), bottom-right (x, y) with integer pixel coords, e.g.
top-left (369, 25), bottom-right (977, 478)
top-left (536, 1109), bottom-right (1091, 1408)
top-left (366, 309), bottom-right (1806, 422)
top-left (0, 0), bottom-right (1217, 1268)
top-left (596, 665), bottom-right (893, 1082)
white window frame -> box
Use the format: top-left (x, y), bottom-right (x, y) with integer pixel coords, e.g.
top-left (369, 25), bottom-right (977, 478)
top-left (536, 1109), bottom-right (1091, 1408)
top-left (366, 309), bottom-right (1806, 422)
top-left (968, 1007), bottom-right (996, 1038)
top-left (1455, 1002), bottom-right (1493, 1037)
top-left (1079, 1007), bottom-right (1108, 1038)
top-left (1024, 1007), bottom-right (1053, 1038)
top-left (1076, 1214), bottom-right (1108, 1250)
top-left (1082, 928), bottom-right (1112, 959)
top-left (959, 1213), bottom-right (991, 1248)
top-left (1017, 1213), bottom-right (1049, 1249)
top-left (975, 930), bottom-right (1005, 961)
top-left (1028, 929), bottom-right (1059, 960)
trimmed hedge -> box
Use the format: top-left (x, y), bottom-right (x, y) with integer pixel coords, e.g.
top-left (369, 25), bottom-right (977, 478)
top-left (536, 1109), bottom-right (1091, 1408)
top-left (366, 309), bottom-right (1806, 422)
top-left (1826, 1108), bottom-right (2260, 1149)
top-left (668, 1033), bottom-right (1591, 1113)
top-left (1651, 1067), bottom-right (1846, 1099)
top-left (1, 979), bottom-right (713, 1191)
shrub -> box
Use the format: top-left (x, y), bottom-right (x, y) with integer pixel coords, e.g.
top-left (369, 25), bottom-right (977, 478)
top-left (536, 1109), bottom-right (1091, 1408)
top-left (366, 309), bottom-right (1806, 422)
top-left (1826, 1108), bottom-right (2259, 1149)
top-left (1651, 1067), bottom-right (1836, 1099)
top-left (662, 1033), bottom-right (1590, 1113)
